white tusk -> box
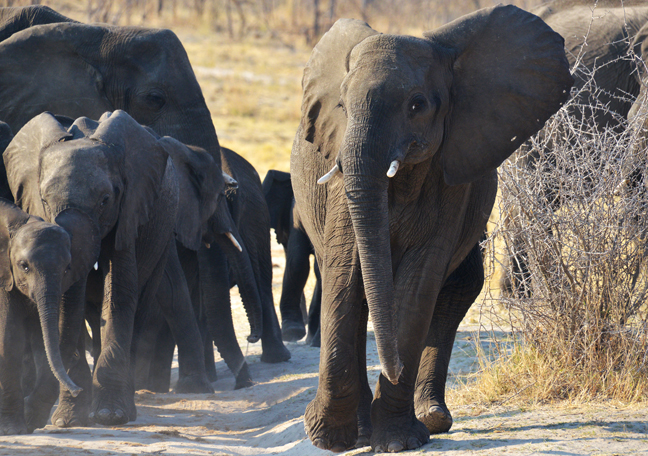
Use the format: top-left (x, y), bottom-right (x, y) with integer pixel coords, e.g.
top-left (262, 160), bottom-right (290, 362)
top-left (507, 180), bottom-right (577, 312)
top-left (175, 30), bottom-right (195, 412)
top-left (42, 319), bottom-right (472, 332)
top-left (387, 160), bottom-right (400, 178)
top-left (204, 242), bottom-right (211, 249)
top-left (317, 164), bottom-right (340, 185)
top-left (226, 232), bottom-right (243, 252)
top-left (94, 262), bottom-right (98, 271)
top-left (223, 171), bottom-right (238, 188)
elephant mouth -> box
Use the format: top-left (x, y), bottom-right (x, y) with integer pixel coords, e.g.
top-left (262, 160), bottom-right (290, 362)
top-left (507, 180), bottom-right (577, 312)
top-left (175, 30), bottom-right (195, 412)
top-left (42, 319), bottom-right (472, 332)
top-left (54, 207), bottom-right (102, 282)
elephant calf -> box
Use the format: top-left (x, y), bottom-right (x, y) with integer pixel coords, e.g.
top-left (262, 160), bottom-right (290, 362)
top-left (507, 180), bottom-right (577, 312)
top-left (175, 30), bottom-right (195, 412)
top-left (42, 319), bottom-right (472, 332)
top-left (0, 198), bottom-right (96, 434)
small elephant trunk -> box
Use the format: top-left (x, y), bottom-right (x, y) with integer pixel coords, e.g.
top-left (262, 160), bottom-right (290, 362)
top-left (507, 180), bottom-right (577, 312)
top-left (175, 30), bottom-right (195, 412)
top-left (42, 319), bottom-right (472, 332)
top-left (342, 126), bottom-right (403, 385)
top-left (36, 293), bottom-right (82, 397)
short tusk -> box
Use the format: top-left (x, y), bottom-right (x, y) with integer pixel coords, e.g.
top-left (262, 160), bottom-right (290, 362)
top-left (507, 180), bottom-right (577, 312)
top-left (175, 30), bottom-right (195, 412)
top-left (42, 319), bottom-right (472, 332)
top-left (226, 232), bottom-right (243, 252)
top-left (94, 262), bottom-right (98, 271)
top-left (386, 160), bottom-right (400, 178)
top-left (223, 171), bottom-right (238, 188)
top-left (317, 164), bottom-right (340, 185)
top-left (204, 242), bottom-right (211, 249)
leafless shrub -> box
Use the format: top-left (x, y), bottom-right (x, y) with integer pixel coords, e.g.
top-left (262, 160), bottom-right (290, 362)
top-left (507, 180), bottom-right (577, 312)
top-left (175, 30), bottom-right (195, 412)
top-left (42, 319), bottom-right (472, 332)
top-left (468, 59), bottom-right (648, 404)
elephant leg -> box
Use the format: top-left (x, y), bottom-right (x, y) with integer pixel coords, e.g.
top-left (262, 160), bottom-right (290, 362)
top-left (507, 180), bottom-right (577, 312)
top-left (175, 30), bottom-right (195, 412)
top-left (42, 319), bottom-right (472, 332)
top-left (306, 260), bottom-right (322, 347)
top-left (414, 243), bottom-right (483, 434)
top-left (132, 304), bottom-right (164, 392)
top-left (304, 257), bottom-right (364, 452)
top-left (147, 322), bottom-right (175, 393)
top-left (0, 296), bottom-right (28, 435)
top-left (85, 269), bottom-right (104, 369)
top-left (279, 228), bottom-right (312, 342)
top-left (23, 320), bottom-right (59, 432)
top-left (356, 300), bottom-right (373, 448)
top-left (200, 316), bottom-right (218, 383)
top-left (90, 244), bottom-right (140, 426)
top-left (155, 242), bottom-right (213, 394)
top-left (52, 279), bottom-right (94, 428)
top-left (199, 245), bottom-right (253, 390)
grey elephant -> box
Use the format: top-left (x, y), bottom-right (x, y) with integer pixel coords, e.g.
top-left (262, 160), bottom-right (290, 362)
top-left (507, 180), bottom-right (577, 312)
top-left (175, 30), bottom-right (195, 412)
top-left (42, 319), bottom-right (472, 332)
top-left (3, 110), bottom-right (211, 428)
top-left (0, 198), bottom-right (97, 435)
top-left (0, 5), bottom-right (290, 366)
top-left (262, 169), bottom-right (321, 346)
top-left (291, 5), bottom-right (573, 453)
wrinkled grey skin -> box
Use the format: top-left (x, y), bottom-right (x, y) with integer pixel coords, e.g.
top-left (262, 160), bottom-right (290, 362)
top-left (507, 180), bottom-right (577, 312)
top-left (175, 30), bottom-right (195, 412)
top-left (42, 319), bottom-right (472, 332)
top-left (133, 140), bottom-right (263, 392)
top-left (4, 111), bottom-right (191, 428)
top-left (217, 148), bottom-right (291, 364)
top-left (0, 199), bottom-right (97, 435)
top-left (291, 6), bottom-right (572, 453)
top-left (262, 170), bottom-right (321, 346)
top-left (535, 0), bottom-right (648, 130)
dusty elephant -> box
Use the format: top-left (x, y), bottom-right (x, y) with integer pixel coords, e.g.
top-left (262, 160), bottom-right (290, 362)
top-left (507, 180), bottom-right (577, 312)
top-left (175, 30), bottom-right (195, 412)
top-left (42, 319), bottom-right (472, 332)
top-left (290, 5), bottom-right (573, 452)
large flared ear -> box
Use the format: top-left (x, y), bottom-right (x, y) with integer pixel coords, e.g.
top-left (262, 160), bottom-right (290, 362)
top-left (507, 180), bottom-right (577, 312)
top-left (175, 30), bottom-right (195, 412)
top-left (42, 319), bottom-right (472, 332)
top-left (91, 110), bottom-right (170, 251)
top-left (261, 170), bottom-right (293, 246)
top-left (301, 18), bottom-right (379, 156)
top-left (0, 121), bottom-right (13, 202)
top-left (0, 22), bottom-right (113, 132)
top-left (4, 112), bottom-right (72, 219)
top-left (0, 5), bottom-right (75, 43)
top-left (0, 198), bottom-right (32, 291)
top-left (160, 137), bottom-right (220, 251)
top-left (425, 5), bottom-right (573, 185)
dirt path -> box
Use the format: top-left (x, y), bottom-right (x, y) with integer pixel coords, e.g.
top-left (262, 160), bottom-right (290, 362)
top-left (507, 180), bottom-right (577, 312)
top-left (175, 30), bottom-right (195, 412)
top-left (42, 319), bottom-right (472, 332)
top-left (1, 242), bottom-right (647, 455)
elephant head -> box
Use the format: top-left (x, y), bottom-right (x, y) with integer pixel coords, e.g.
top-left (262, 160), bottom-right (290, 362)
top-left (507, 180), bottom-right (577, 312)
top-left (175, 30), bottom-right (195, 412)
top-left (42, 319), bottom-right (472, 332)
top-left (0, 198), bottom-right (96, 397)
top-left (304, 6), bottom-right (573, 383)
top-left (0, 7), bottom-right (220, 165)
top-left (4, 110), bottom-right (168, 256)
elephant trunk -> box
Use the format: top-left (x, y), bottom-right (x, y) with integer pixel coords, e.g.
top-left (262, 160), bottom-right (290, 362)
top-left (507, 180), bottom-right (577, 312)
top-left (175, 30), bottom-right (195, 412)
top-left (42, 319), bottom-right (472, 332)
top-left (36, 290), bottom-right (82, 397)
top-left (342, 123), bottom-right (403, 385)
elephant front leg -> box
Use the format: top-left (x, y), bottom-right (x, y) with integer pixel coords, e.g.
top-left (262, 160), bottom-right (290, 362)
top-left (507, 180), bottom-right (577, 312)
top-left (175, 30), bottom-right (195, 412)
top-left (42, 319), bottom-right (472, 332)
top-left (279, 228), bottom-right (312, 342)
top-left (305, 262), bottom-right (364, 452)
top-left (415, 243), bottom-right (484, 434)
top-left (90, 246), bottom-right (139, 426)
top-left (0, 297), bottom-right (28, 435)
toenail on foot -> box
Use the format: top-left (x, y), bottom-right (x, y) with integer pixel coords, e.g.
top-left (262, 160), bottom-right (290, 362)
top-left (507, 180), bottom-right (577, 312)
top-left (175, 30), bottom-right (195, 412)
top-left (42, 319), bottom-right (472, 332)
top-left (387, 441), bottom-right (404, 452)
top-left (406, 437), bottom-right (421, 449)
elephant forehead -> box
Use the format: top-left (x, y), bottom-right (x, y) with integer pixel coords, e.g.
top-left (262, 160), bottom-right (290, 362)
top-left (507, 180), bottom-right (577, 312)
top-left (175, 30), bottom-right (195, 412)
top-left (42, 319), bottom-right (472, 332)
top-left (12, 223), bottom-right (70, 257)
top-left (349, 34), bottom-right (433, 71)
top-left (41, 139), bottom-right (112, 173)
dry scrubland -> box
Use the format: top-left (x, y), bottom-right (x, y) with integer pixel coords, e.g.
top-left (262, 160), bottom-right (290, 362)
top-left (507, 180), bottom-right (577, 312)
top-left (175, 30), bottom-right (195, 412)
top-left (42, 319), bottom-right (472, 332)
top-left (1, 0), bottom-right (648, 454)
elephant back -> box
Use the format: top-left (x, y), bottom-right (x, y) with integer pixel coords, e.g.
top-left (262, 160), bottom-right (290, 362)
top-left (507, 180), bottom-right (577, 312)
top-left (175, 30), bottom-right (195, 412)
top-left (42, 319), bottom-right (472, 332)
top-left (0, 5), bottom-right (75, 43)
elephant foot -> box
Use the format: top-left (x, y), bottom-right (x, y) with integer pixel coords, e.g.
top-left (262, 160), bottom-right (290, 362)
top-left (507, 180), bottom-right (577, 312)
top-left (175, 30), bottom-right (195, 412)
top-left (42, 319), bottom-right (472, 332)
top-left (304, 397), bottom-right (358, 452)
top-left (234, 363), bottom-right (254, 390)
top-left (260, 340), bottom-right (291, 363)
top-left (370, 405), bottom-right (429, 453)
top-left (90, 394), bottom-right (136, 426)
top-left (417, 404), bottom-right (453, 434)
top-left (24, 395), bottom-right (54, 432)
top-left (51, 389), bottom-right (91, 428)
top-left (174, 374), bottom-right (214, 394)
top-left (0, 413), bottom-right (28, 435)
top-left (307, 328), bottom-right (321, 347)
top-left (281, 320), bottom-right (306, 342)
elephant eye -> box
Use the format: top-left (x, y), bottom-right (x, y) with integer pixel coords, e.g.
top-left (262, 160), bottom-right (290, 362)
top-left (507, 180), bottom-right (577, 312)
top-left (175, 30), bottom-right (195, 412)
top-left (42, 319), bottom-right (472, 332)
top-left (409, 95), bottom-right (427, 115)
top-left (19, 261), bottom-right (29, 273)
top-left (64, 264), bottom-right (71, 274)
top-left (99, 194), bottom-right (110, 208)
top-left (145, 91), bottom-right (166, 110)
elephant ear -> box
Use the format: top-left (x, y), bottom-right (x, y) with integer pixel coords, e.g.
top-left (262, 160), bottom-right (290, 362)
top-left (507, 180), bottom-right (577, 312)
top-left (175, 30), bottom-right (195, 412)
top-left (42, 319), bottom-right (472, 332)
top-left (0, 198), bottom-right (32, 291)
top-left (160, 137), bottom-right (220, 251)
top-left (425, 4), bottom-right (573, 185)
top-left (0, 121), bottom-right (14, 202)
top-left (4, 112), bottom-right (72, 219)
top-left (301, 18), bottom-right (379, 156)
top-left (91, 110), bottom-right (170, 251)
top-left (0, 5), bottom-right (75, 43)
top-left (261, 170), bottom-right (293, 246)
top-left (0, 22), bottom-right (112, 132)
top-left (632, 22), bottom-right (648, 80)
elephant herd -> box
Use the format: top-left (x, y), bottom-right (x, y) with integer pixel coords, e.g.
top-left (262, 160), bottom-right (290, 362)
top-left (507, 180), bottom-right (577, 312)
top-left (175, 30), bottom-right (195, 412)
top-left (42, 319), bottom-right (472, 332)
top-left (0, 0), bottom-right (646, 453)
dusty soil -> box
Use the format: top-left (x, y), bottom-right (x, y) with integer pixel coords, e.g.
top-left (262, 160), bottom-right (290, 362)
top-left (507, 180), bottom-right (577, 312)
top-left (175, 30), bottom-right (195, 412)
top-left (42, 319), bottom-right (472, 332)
top-left (1, 241), bottom-right (647, 455)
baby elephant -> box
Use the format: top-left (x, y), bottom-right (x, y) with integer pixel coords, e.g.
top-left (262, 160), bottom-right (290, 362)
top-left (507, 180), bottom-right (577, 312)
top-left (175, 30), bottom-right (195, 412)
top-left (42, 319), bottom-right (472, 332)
top-left (0, 198), bottom-right (91, 435)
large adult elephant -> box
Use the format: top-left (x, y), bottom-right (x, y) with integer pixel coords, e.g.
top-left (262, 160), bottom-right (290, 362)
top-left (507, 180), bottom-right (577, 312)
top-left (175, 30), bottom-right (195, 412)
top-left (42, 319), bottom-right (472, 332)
top-left (3, 110), bottom-right (210, 427)
top-left (0, 199), bottom-right (97, 435)
top-left (291, 6), bottom-right (573, 453)
top-left (262, 170), bottom-right (321, 346)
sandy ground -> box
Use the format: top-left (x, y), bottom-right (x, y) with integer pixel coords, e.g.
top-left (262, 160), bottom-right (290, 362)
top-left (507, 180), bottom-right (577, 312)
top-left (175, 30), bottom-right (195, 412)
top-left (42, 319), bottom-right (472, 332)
top-left (1, 241), bottom-right (647, 455)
